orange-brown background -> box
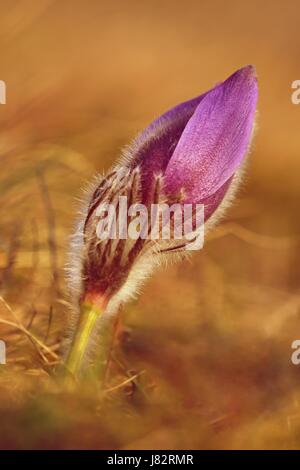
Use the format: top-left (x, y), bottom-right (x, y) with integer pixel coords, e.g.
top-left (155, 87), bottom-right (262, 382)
top-left (0, 0), bottom-right (300, 449)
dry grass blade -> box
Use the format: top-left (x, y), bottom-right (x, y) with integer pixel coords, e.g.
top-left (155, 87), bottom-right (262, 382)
top-left (0, 296), bottom-right (58, 361)
top-left (104, 371), bottom-right (145, 394)
top-left (36, 169), bottom-right (59, 291)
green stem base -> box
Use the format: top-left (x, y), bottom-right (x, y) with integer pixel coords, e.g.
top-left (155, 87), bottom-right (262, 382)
top-left (65, 302), bottom-right (104, 378)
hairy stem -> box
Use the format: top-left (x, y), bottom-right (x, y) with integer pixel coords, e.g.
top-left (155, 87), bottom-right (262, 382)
top-left (65, 302), bottom-right (104, 378)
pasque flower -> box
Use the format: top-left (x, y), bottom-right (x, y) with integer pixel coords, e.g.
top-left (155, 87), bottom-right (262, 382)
top-left (64, 65), bottom-right (258, 378)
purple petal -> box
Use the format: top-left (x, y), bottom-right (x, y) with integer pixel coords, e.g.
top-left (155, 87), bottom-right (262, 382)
top-left (201, 177), bottom-right (232, 221)
top-left (164, 66), bottom-right (258, 203)
top-left (126, 93), bottom-right (208, 199)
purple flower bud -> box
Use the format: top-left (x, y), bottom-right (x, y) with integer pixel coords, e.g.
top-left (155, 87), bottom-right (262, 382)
top-left (65, 66), bottom-right (258, 377)
top-left (74, 65), bottom-right (258, 301)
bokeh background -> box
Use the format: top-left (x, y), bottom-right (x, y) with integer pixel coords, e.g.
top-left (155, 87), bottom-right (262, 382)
top-left (1, 0), bottom-right (300, 449)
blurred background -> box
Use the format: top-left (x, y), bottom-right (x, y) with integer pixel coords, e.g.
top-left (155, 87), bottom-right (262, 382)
top-left (1, 0), bottom-right (300, 449)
